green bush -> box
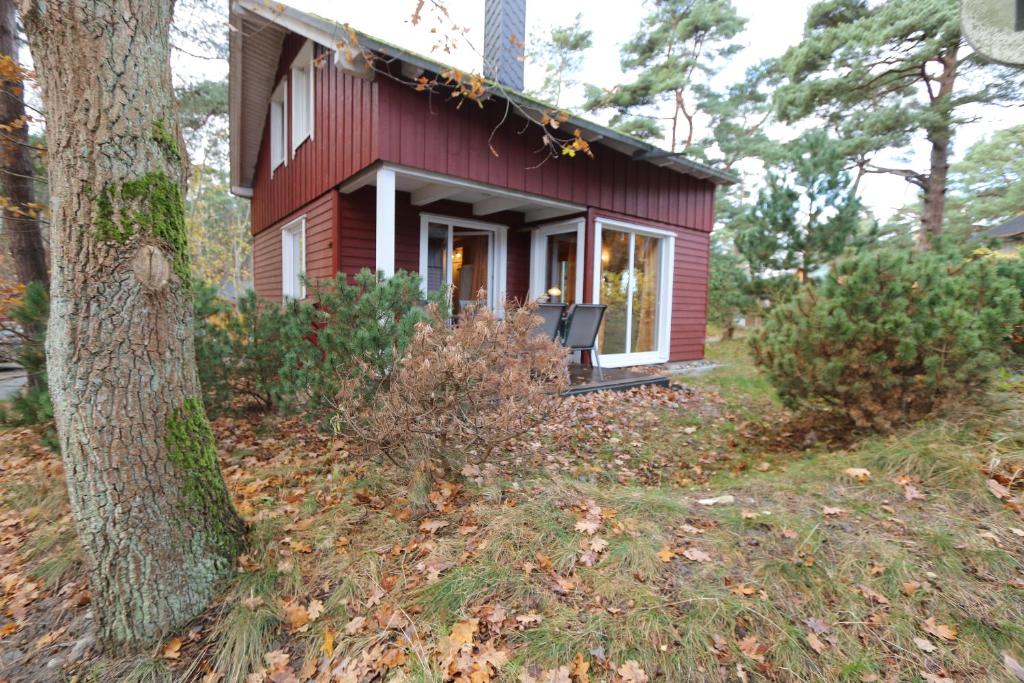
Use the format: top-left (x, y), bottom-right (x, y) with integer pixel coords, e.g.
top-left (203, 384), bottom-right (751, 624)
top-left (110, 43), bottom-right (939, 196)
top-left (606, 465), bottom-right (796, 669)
top-left (0, 281), bottom-right (58, 450)
top-left (987, 247), bottom-right (1024, 356)
top-left (278, 269), bottom-right (434, 417)
top-left (193, 283), bottom-right (291, 415)
top-left (750, 247), bottom-right (1022, 431)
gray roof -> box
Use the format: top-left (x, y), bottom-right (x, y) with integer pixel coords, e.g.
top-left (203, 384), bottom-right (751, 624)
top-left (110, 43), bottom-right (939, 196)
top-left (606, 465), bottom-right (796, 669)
top-left (228, 0), bottom-right (738, 195)
top-left (988, 214), bottom-right (1024, 239)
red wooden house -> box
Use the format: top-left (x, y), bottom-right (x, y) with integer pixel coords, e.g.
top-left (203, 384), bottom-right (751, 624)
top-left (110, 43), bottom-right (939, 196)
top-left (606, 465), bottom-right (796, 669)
top-left (229, 0), bottom-right (734, 368)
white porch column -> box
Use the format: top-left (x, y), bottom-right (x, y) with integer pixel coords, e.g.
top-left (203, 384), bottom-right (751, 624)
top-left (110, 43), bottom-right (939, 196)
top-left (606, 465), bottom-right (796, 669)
top-left (375, 167), bottom-right (396, 277)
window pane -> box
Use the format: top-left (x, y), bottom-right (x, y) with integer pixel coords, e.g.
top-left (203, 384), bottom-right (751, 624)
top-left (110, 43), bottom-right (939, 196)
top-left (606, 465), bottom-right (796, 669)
top-left (598, 229), bottom-right (630, 355)
top-left (426, 223), bottom-right (448, 295)
top-left (630, 234), bottom-right (660, 353)
top-left (545, 232), bottom-right (577, 305)
top-left (452, 232), bottom-right (489, 315)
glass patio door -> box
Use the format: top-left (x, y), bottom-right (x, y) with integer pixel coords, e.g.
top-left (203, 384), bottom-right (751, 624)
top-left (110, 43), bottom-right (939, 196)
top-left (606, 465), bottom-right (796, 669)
top-left (594, 220), bottom-right (673, 366)
top-left (421, 216), bottom-right (507, 315)
top-left (529, 219), bottom-right (585, 304)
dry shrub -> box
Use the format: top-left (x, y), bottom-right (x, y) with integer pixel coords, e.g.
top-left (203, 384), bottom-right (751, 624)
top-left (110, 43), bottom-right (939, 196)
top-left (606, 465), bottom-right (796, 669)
top-left (335, 301), bottom-right (569, 478)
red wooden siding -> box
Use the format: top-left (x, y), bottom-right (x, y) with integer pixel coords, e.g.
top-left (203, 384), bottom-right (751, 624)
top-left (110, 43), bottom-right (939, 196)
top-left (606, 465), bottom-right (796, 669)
top-left (251, 37), bottom-right (378, 235)
top-left (375, 78), bottom-right (716, 232)
top-left (253, 192), bottom-right (335, 302)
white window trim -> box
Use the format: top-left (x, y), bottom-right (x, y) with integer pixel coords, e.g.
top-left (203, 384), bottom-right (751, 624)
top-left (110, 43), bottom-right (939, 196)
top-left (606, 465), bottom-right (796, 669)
top-left (529, 218), bottom-right (585, 303)
top-left (290, 40), bottom-right (315, 154)
top-left (270, 79), bottom-right (288, 175)
top-left (281, 216), bottom-right (307, 301)
top-left (591, 217), bottom-right (675, 368)
top-left (418, 213), bottom-right (508, 314)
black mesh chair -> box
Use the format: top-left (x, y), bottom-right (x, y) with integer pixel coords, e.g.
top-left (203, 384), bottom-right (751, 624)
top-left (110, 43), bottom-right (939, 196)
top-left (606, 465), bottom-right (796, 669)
top-left (531, 302), bottom-right (567, 340)
top-left (561, 303), bottom-right (607, 380)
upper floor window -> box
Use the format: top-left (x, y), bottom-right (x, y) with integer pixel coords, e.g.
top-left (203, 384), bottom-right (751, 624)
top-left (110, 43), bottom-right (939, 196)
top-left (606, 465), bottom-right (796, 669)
top-left (290, 40), bottom-right (314, 152)
top-left (281, 216), bottom-right (306, 300)
top-left (270, 79), bottom-right (287, 172)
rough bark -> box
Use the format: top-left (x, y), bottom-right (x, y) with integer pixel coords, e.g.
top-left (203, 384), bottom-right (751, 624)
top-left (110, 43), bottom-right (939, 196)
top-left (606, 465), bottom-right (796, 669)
top-left (0, 0), bottom-right (47, 286)
top-left (918, 44), bottom-right (959, 248)
top-left (20, 0), bottom-right (245, 648)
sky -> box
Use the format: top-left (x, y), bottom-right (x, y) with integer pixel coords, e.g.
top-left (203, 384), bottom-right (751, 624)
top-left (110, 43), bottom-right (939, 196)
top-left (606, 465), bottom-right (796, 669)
top-left (177, 0), bottom-right (1024, 221)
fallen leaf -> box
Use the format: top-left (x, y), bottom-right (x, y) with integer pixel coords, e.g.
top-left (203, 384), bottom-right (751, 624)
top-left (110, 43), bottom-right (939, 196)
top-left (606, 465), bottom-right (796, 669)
top-left (738, 635), bottom-right (766, 662)
top-left (570, 652), bottom-right (591, 683)
top-left (923, 616), bottom-right (957, 641)
top-left (730, 584), bottom-right (756, 596)
top-left (807, 631), bottom-right (827, 654)
top-left (698, 495), bottom-right (735, 506)
top-left (656, 546), bottom-right (676, 562)
top-left (419, 519), bottom-right (449, 534)
top-left (804, 617), bottom-right (830, 634)
top-left (575, 519), bottom-right (600, 535)
top-left (616, 659), bottom-right (649, 683)
top-left (162, 637), bottom-right (182, 660)
top-left (903, 580), bottom-right (922, 596)
top-left (449, 619), bottom-right (478, 646)
top-left (322, 627), bottom-right (334, 658)
top-left (344, 615), bottom-right (366, 635)
top-left (844, 467), bottom-right (872, 483)
top-left (903, 484), bottom-right (926, 501)
top-left (683, 548), bottom-right (712, 563)
top-left (988, 479), bottom-right (1012, 500)
top-left (913, 637), bottom-right (937, 653)
top-left (1003, 650), bottom-right (1024, 681)
top-left (823, 506), bottom-right (844, 516)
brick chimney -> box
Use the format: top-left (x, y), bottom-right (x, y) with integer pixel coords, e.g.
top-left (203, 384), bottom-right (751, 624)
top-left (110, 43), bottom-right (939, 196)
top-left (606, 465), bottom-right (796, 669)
top-left (484, 0), bottom-right (526, 91)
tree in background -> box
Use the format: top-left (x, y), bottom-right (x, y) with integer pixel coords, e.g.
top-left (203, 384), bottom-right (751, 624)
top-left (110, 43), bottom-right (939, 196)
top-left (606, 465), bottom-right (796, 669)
top-left (733, 131), bottom-right (862, 302)
top-left (180, 79), bottom-right (252, 296)
top-left (0, 0), bottom-right (47, 287)
top-left (774, 0), bottom-right (1023, 247)
top-left (583, 0), bottom-right (745, 151)
top-left (945, 125), bottom-right (1024, 241)
top-left (21, 0), bottom-right (244, 647)
top-left (707, 234), bottom-right (753, 339)
top-left (528, 14), bottom-right (592, 108)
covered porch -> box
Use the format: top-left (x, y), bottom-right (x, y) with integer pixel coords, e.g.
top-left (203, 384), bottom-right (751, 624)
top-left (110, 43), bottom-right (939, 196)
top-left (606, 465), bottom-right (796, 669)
top-left (337, 162), bottom-right (677, 370)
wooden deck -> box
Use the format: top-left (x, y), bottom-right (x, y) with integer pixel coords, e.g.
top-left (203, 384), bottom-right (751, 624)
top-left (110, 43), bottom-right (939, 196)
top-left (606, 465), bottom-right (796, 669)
top-left (563, 365), bottom-right (670, 396)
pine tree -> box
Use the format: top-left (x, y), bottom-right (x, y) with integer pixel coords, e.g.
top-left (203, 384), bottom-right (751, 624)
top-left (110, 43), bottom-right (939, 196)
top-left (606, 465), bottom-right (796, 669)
top-left (583, 0), bottom-right (745, 152)
top-left (733, 131), bottom-right (861, 301)
top-left (707, 234), bottom-right (753, 339)
top-left (944, 125), bottom-right (1024, 241)
top-left (529, 15), bottom-right (592, 108)
top-left (774, 0), bottom-right (1024, 247)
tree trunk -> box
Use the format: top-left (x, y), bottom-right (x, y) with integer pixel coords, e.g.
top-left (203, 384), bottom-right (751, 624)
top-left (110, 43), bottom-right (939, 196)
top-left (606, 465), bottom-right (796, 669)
top-left (20, 0), bottom-right (245, 648)
top-left (0, 0), bottom-right (47, 286)
top-left (920, 132), bottom-right (950, 248)
top-left (919, 45), bottom-right (959, 248)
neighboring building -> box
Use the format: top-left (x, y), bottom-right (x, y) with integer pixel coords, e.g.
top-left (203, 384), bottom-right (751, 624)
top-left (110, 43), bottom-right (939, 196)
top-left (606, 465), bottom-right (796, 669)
top-left (228, 0), bottom-right (735, 368)
top-left (988, 215), bottom-right (1024, 253)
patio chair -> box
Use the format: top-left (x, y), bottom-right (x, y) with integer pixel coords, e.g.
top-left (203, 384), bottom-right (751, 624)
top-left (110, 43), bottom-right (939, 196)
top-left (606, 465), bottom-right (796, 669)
top-left (561, 303), bottom-right (607, 381)
top-left (531, 302), bottom-right (567, 340)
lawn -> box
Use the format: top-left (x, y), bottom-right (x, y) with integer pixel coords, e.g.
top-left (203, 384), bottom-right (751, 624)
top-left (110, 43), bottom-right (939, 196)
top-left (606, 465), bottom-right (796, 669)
top-left (1, 340), bottom-right (1023, 682)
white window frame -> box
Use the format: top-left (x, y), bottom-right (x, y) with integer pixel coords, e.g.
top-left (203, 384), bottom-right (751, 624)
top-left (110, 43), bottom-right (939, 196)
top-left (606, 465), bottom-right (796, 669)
top-left (591, 216), bottom-right (675, 367)
top-left (270, 79), bottom-right (288, 174)
top-left (529, 218), bottom-right (585, 303)
top-left (290, 40), bottom-right (315, 154)
top-left (418, 213), bottom-right (508, 315)
top-left (281, 216), bottom-right (306, 301)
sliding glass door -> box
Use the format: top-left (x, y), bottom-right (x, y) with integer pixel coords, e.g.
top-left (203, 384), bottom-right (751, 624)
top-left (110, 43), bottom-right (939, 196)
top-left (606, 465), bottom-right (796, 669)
top-left (593, 219), bottom-right (674, 367)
